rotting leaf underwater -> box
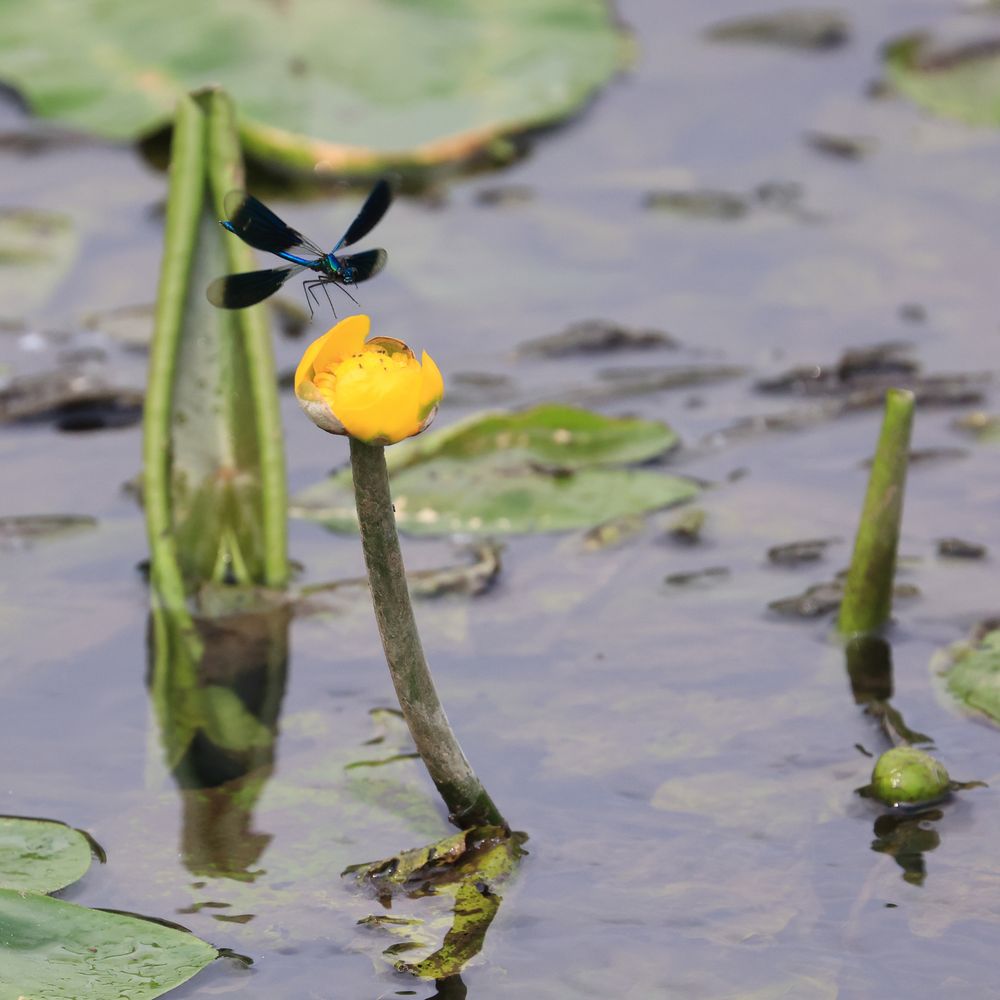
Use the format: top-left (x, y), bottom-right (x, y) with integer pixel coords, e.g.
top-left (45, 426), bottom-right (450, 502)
top-left (345, 826), bottom-right (526, 979)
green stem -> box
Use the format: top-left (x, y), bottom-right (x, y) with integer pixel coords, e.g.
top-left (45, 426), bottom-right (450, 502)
top-left (838, 388), bottom-right (915, 636)
top-left (349, 438), bottom-right (505, 830)
top-left (144, 94), bottom-right (205, 610)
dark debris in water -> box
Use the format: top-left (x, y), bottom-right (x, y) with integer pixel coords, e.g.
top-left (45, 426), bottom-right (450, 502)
top-left (518, 319), bottom-right (677, 357)
top-left (769, 579), bottom-right (919, 618)
top-left (0, 369), bottom-right (144, 430)
top-left (300, 542), bottom-right (503, 601)
top-left (757, 341), bottom-right (989, 409)
top-left (576, 364), bottom-right (746, 404)
top-left (937, 537), bottom-right (987, 560)
top-left (805, 131), bottom-right (875, 161)
top-left (665, 507), bottom-right (706, 545)
top-left (582, 514), bottom-right (646, 551)
top-left (757, 341), bottom-right (917, 394)
top-left (767, 536), bottom-right (839, 566)
top-left (474, 185), bottom-right (534, 207)
top-left (705, 9), bottom-right (850, 51)
top-left (664, 566), bottom-right (729, 587)
top-left (644, 182), bottom-right (818, 223)
top-left (642, 189), bottom-right (748, 220)
top-left (898, 303), bottom-right (927, 324)
top-left (0, 514), bottom-right (97, 547)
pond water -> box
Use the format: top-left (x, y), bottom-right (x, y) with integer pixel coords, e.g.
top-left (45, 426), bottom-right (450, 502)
top-left (2, 0), bottom-right (1000, 996)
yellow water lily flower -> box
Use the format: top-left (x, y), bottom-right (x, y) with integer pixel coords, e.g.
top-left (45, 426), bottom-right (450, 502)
top-left (294, 314), bottom-right (444, 445)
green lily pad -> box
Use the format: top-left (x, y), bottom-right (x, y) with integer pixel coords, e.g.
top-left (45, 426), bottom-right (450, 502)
top-left (0, 0), bottom-right (626, 175)
top-left (0, 817), bottom-right (92, 893)
top-left (296, 458), bottom-right (697, 536)
top-left (0, 208), bottom-right (77, 317)
top-left (885, 33), bottom-right (1000, 127)
top-left (938, 626), bottom-right (1000, 723)
top-left (388, 404), bottom-right (679, 472)
top-left (293, 405), bottom-right (694, 536)
top-left (0, 889), bottom-right (218, 999)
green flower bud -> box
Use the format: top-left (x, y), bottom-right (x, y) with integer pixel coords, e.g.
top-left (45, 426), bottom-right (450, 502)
top-left (870, 747), bottom-right (951, 807)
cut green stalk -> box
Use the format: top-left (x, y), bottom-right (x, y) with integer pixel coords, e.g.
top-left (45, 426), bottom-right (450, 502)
top-left (349, 438), bottom-right (505, 829)
top-left (838, 388), bottom-right (915, 636)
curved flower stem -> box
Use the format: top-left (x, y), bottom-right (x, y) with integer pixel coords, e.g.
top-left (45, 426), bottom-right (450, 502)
top-left (349, 438), bottom-right (506, 830)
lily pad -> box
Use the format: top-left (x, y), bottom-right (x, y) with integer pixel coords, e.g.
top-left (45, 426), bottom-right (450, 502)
top-left (0, 817), bottom-right (92, 893)
top-left (388, 404), bottom-right (679, 471)
top-left (938, 626), bottom-right (1000, 724)
top-left (0, 0), bottom-right (626, 175)
top-left (294, 405), bottom-right (694, 536)
top-left (0, 889), bottom-right (218, 999)
top-left (0, 208), bottom-right (77, 317)
top-left (885, 33), bottom-right (1000, 127)
top-left (296, 459), bottom-right (697, 536)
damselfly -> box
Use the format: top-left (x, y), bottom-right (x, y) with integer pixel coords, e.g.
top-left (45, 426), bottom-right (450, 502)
top-left (207, 179), bottom-right (391, 314)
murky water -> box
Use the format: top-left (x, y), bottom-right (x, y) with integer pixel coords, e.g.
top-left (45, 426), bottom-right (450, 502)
top-left (2, 0), bottom-right (1000, 996)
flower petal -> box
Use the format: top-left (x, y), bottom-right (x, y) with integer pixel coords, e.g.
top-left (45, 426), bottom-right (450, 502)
top-left (294, 314), bottom-right (371, 395)
top-left (335, 364), bottom-right (427, 444)
top-left (417, 351), bottom-right (444, 422)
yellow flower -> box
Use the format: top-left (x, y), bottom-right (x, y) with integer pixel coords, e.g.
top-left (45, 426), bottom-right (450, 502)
top-left (294, 314), bottom-right (444, 445)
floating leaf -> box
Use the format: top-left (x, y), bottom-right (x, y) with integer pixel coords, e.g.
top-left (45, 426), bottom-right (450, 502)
top-left (296, 458), bottom-right (697, 536)
top-left (885, 33), bottom-right (1000, 127)
top-left (0, 208), bottom-right (77, 317)
top-left (0, 889), bottom-right (218, 998)
top-left (0, 817), bottom-right (92, 893)
top-left (938, 627), bottom-right (1000, 724)
top-left (0, 1), bottom-right (626, 175)
top-left (294, 405), bottom-right (693, 536)
top-left (388, 404), bottom-right (679, 471)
